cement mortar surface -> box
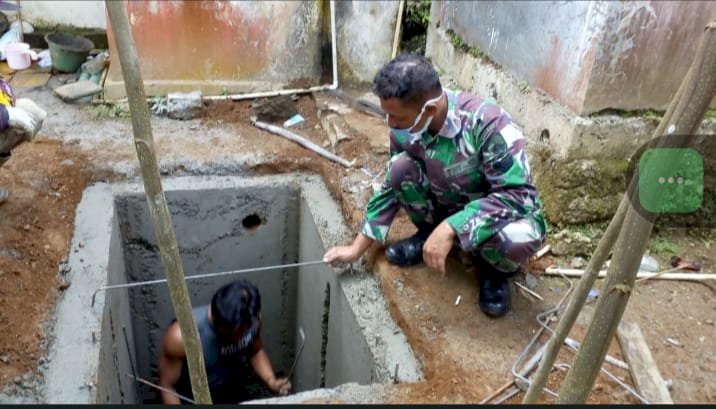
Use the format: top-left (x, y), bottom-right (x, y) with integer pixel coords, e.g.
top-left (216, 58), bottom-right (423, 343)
top-left (243, 382), bottom-right (386, 404)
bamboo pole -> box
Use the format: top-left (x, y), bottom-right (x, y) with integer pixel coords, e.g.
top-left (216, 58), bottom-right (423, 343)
top-left (557, 20), bottom-right (716, 403)
top-left (522, 19), bottom-right (716, 403)
top-left (104, 1), bottom-right (212, 404)
top-left (391, 0), bottom-right (406, 59)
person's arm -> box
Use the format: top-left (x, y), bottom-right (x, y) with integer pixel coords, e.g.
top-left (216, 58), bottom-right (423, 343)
top-left (158, 322), bottom-right (187, 404)
top-left (324, 138), bottom-right (404, 265)
top-left (323, 232), bottom-right (374, 264)
top-left (249, 333), bottom-right (291, 396)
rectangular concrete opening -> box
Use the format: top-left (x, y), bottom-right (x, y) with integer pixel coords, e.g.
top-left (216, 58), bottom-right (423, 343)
top-left (102, 185), bottom-right (376, 403)
top-left (44, 175), bottom-right (422, 404)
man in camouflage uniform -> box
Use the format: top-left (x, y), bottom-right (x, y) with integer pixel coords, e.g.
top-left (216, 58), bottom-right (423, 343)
top-left (0, 75), bottom-right (47, 204)
top-left (324, 54), bottom-right (546, 317)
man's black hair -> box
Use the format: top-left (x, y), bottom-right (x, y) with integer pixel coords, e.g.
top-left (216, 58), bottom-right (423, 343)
top-left (210, 279), bottom-right (261, 330)
top-left (372, 54), bottom-right (442, 106)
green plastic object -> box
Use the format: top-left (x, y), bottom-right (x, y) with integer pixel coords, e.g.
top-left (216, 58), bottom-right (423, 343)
top-left (44, 32), bottom-right (95, 73)
top-left (638, 147), bottom-right (704, 213)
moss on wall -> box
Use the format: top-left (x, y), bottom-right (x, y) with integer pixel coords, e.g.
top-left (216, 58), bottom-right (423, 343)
top-left (530, 144), bottom-right (629, 226)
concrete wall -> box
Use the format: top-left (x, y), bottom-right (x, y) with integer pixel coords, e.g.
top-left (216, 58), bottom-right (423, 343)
top-left (427, 2), bottom-right (716, 225)
top-left (432, 1), bottom-right (716, 115)
top-left (105, 1), bottom-right (323, 99)
top-left (115, 186), bottom-right (300, 401)
top-left (44, 175), bottom-right (422, 403)
top-left (104, 0), bottom-right (398, 99)
top-left (295, 199), bottom-right (375, 391)
top-left (336, 0), bottom-right (399, 84)
top-left (96, 209), bottom-right (138, 404)
top-left (11, 0), bottom-right (106, 29)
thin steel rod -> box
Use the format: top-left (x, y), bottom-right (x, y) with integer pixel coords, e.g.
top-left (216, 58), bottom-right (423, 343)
top-left (92, 260), bottom-right (326, 306)
top-left (122, 326), bottom-right (142, 401)
top-left (125, 373), bottom-right (195, 404)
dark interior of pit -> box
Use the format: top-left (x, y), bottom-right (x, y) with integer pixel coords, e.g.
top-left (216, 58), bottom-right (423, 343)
top-left (97, 183), bottom-right (379, 404)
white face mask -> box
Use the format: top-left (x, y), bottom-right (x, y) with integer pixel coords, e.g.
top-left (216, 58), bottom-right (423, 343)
top-left (388, 92), bottom-right (443, 142)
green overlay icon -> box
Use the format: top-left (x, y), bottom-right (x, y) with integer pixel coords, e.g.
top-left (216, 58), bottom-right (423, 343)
top-left (638, 148), bottom-right (704, 213)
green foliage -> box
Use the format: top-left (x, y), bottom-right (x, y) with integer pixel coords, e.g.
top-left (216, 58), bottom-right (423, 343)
top-left (649, 236), bottom-right (679, 258)
top-left (445, 29), bottom-right (485, 59)
top-left (90, 103), bottom-right (130, 119)
top-left (405, 0), bottom-right (431, 29)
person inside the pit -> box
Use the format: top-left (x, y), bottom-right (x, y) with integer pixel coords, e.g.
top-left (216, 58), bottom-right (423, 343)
top-left (323, 54), bottom-right (547, 318)
top-left (158, 279), bottom-right (291, 404)
top-left (0, 75), bottom-right (47, 204)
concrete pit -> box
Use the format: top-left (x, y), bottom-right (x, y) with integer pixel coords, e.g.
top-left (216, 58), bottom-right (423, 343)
top-left (43, 174), bottom-right (423, 404)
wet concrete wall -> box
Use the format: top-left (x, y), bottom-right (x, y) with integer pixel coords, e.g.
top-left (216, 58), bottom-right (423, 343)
top-left (95, 209), bottom-right (137, 404)
top-left (115, 185), bottom-right (300, 402)
top-left (294, 200), bottom-right (375, 391)
top-left (44, 175), bottom-right (422, 403)
top-left (431, 1), bottom-right (716, 115)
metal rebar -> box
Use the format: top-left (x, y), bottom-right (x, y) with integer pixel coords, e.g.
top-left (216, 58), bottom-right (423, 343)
top-left (125, 373), bottom-right (196, 404)
top-left (502, 271), bottom-right (646, 404)
top-left (509, 272), bottom-right (575, 398)
top-left (91, 260), bottom-right (327, 306)
top-left (286, 327), bottom-right (306, 382)
top-left (122, 326), bottom-right (142, 401)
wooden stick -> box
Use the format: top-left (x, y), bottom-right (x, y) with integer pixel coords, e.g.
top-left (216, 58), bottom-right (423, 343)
top-left (391, 0), bottom-right (406, 59)
top-left (515, 281), bottom-right (544, 301)
top-left (106, 1), bottom-right (212, 404)
top-left (126, 373), bottom-right (196, 404)
top-left (544, 266), bottom-right (714, 282)
top-left (534, 244), bottom-right (551, 260)
top-left (251, 117), bottom-right (353, 168)
top-left (616, 321), bottom-right (672, 403)
top-left (634, 267), bottom-right (681, 283)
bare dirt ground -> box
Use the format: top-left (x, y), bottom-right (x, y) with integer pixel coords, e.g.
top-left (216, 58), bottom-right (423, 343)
top-left (0, 78), bottom-right (714, 403)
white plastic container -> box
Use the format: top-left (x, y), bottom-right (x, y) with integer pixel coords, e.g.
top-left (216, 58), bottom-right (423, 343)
top-left (4, 42), bottom-right (37, 70)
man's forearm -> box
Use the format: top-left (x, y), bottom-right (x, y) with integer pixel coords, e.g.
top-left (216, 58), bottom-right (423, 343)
top-left (159, 385), bottom-right (182, 404)
top-left (251, 348), bottom-right (278, 386)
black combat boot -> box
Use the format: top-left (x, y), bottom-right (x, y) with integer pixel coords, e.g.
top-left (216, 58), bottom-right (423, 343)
top-left (384, 224), bottom-right (434, 266)
top-left (473, 255), bottom-right (517, 318)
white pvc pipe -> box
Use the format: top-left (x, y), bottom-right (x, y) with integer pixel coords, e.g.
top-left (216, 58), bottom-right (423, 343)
top-left (204, 0), bottom-right (338, 101)
top-left (544, 267), bottom-right (715, 281)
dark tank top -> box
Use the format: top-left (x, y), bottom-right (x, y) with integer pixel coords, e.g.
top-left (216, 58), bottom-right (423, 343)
top-left (174, 305), bottom-right (255, 404)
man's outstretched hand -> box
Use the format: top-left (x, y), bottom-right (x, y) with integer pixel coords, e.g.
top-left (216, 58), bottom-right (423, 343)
top-left (323, 245), bottom-right (361, 265)
top-left (323, 233), bottom-right (374, 266)
top-left (422, 221), bottom-right (456, 277)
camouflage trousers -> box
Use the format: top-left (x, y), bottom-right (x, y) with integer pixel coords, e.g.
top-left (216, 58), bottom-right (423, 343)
top-left (389, 153), bottom-right (544, 273)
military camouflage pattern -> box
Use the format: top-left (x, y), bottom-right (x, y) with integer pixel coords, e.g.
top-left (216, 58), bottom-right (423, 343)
top-left (361, 89), bottom-right (547, 272)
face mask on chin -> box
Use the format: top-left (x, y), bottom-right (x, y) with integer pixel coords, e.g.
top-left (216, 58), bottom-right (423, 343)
top-left (388, 92), bottom-right (443, 143)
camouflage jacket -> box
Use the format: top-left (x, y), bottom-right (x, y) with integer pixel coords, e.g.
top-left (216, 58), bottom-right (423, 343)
top-left (361, 89), bottom-right (547, 252)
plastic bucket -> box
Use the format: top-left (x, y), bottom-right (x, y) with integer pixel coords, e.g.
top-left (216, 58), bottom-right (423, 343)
top-left (5, 42), bottom-right (36, 70)
top-left (44, 32), bottom-right (94, 73)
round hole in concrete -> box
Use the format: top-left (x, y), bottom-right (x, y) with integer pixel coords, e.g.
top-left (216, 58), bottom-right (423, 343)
top-left (242, 213), bottom-right (263, 230)
top-left (540, 129), bottom-right (550, 142)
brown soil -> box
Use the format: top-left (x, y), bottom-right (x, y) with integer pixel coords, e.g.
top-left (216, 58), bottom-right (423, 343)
top-left (0, 140), bottom-right (97, 386)
top-left (1, 86), bottom-right (714, 404)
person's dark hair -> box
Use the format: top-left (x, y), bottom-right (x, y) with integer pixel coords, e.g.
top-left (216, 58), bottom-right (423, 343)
top-left (210, 279), bottom-right (261, 330)
top-left (372, 54), bottom-right (442, 107)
